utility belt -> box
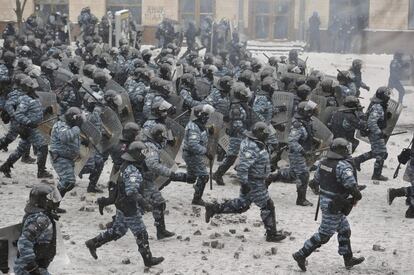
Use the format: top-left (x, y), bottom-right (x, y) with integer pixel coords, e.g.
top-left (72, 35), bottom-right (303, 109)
top-left (320, 188), bottom-right (354, 216)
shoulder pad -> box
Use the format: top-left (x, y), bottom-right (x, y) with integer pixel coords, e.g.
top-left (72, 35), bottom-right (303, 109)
top-left (292, 120), bottom-right (303, 128)
top-left (23, 214), bottom-right (50, 241)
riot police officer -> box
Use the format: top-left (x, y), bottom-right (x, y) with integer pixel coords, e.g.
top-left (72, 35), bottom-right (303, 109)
top-left (14, 184), bottom-right (61, 275)
top-left (205, 122), bottom-right (287, 243)
top-left (85, 141), bottom-right (164, 267)
top-left (292, 138), bottom-right (364, 271)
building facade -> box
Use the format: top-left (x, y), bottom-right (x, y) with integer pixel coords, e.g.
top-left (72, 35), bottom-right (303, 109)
top-left (0, 0), bottom-right (413, 53)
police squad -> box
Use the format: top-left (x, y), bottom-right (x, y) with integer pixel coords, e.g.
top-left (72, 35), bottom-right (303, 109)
top-left (0, 6), bottom-right (412, 275)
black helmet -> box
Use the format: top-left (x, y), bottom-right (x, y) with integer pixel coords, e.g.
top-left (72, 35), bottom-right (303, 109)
top-left (250, 58), bottom-right (262, 72)
top-left (159, 63), bottom-right (172, 80)
top-left (104, 90), bottom-right (122, 106)
top-left (68, 58), bottom-right (82, 74)
top-left (180, 73), bottom-right (195, 88)
top-left (121, 141), bottom-right (147, 162)
top-left (260, 66), bottom-right (275, 81)
top-left (119, 38), bottom-right (129, 47)
top-left (251, 121), bottom-right (271, 142)
top-left (268, 56), bottom-right (278, 67)
top-left (21, 77), bottom-right (39, 92)
top-left (83, 64), bottom-right (97, 78)
top-left (217, 76), bottom-right (233, 92)
top-left (93, 71), bottom-right (108, 88)
top-left (14, 73), bottom-right (29, 86)
top-left (289, 49), bottom-right (299, 60)
top-left (204, 53), bottom-right (215, 65)
top-left (3, 51), bottom-right (16, 65)
top-left (150, 78), bottom-right (171, 96)
top-left (193, 104), bottom-right (215, 124)
top-left (151, 100), bottom-right (172, 119)
top-left (306, 75), bottom-right (319, 90)
top-left (261, 76), bottom-right (277, 94)
top-left (232, 82), bottom-right (252, 102)
top-left (122, 122), bottom-right (140, 142)
top-left (17, 57), bottom-right (31, 70)
top-left (41, 61), bottom-right (58, 74)
top-left (337, 70), bottom-right (354, 83)
top-left (149, 123), bottom-right (168, 144)
top-left (25, 184), bottom-right (61, 213)
top-left (238, 70), bottom-right (254, 88)
top-left (321, 79), bottom-right (334, 94)
top-left (297, 101), bottom-right (318, 118)
top-left (297, 84), bottom-right (311, 100)
top-left (352, 59), bottom-right (363, 70)
top-left (375, 86), bottom-right (391, 103)
top-left (64, 107), bottom-right (82, 127)
top-left (343, 96), bottom-right (360, 108)
top-left (327, 138), bottom-right (351, 159)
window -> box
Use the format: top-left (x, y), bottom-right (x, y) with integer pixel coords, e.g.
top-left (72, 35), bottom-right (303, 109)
top-left (179, 0), bottom-right (215, 25)
top-left (329, 0), bottom-right (369, 31)
top-left (409, 0), bottom-right (414, 29)
top-left (35, 0), bottom-right (69, 17)
top-left (107, 0), bottom-right (142, 24)
top-left (252, 0), bottom-right (292, 39)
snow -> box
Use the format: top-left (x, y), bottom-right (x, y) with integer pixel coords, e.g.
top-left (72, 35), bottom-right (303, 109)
top-left (1, 50), bottom-right (414, 275)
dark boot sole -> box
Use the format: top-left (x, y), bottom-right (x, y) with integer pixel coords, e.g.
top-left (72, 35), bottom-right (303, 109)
top-left (292, 253), bottom-right (307, 272)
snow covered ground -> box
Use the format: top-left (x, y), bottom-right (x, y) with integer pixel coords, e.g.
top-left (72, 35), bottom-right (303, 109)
top-left (1, 50), bottom-right (414, 275)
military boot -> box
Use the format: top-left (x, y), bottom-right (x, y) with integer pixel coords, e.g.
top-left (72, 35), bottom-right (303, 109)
top-left (296, 187), bottom-right (313, 207)
top-left (372, 160), bottom-right (388, 181)
top-left (0, 161), bottom-right (13, 178)
top-left (0, 137), bottom-right (12, 152)
top-left (21, 155), bottom-right (36, 164)
top-left (204, 202), bottom-right (222, 223)
top-left (405, 206), bottom-right (414, 218)
top-left (292, 252), bottom-right (307, 272)
top-left (85, 234), bottom-right (116, 260)
top-left (387, 187), bottom-right (407, 205)
top-left (137, 233), bottom-right (164, 267)
top-left (192, 176), bottom-right (208, 206)
top-left (37, 146), bottom-right (53, 179)
top-left (213, 155), bottom-right (237, 186)
top-left (87, 184), bottom-right (103, 193)
top-left (266, 231), bottom-right (286, 242)
top-left (344, 254), bottom-right (365, 269)
top-left (156, 207), bottom-right (175, 240)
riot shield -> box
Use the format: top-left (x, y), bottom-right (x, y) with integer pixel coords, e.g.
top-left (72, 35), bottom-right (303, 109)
top-left (53, 67), bottom-right (73, 90)
top-left (356, 99), bottom-right (403, 144)
top-left (154, 150), bottom-right (178, 190)
top-left (98, 107), bottom-right (123, 153)
top-left (167, 94), bottom-right (184, 119)
top-left (36, 91), bottom-right (59, 142)
top-left (308, 117), bottom-right (334, 166)
top-left (272, 92), bottom-right (295, 143)
top-left (309, 94), bottom-right (327, 113)
top-left (195, 78), bottom-right (211, 100)
top-left (75, 144), bottom-right (94, 177)
top-left (164, 117), bottom-right (185, 159)
top-left (206, 112), bottom-right (224, 164)
top-left (118, 91), bottom-right (135, 124)
top-left (319, 106), bottom-right (339, 125)
top-left (104, 78), bottom-right (125, 93)
top-left (218, 132), bottom-right (230, 153)
top-left (80, 119), bottom-right (102, 146)
top-left (0, 222), bottom-right (69, 274)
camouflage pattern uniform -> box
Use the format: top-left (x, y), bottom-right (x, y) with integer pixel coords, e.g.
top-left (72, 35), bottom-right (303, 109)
top-left (14, 212), bottom-right (56, 275)
top-left (208, 136), bottom-right (280, 234)
top-left (182, 120), bottom-right (209, 201)
top-left (203, 88), bottom-right (230, 115)
top-left (354, 101), bottom-right (388, 177)
top-left (50, 120), bottom-right (80, 196)
top-left (125, 79), bottom-right (148, 125)
top-left (295, 157), bottom-right (359, 259)
top-left (143, 139), bottom-right (171, 227)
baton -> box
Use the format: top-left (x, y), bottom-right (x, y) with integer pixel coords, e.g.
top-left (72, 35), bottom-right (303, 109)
top-left (389, 131), bottom-right (408, 137)
top-left (314, 195), bottom-right (320, 221)
top-left (80, 128), bottom-right (102, 155)
top-left (263, 53), bottom-right (270, 60)
top-left (173, 110), bottom-right (190, 121)
top-left (209, 158), bottom-right (213, 191)
top-left (38, 116), bottom-right (59, 126)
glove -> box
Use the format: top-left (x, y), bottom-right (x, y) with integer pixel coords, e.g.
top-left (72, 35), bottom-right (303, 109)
top-left (386, 111), bottom-right (392, 120)
top-left (265, 173), bottom-right (279, 186)
top-left (120, 107), bottom-right (129, 117)
top-left (27, 121), bottom-right (38, 128)
top-left (398, 148), bottom-right (411, 165)
top-left (278, 105), bottom-right (287, 112)
top-left (168, 106), bottom-right (177, 116)
top-left (166, 138), bottom-right (176, 146)
top-left (207, 125), bottom-right (215, 135)
top-left (81, 138), bottom-right (90, 147)
top-left (137, 196), bottom-right (153, 212)
top-left (365, 86), bottom-right (370, 91)
top-left (206, 151), bottom-right (214, 161)
top-left (381, 131), bottom-right (388, 140)
top-left (43, 106), bottom-right (54, 116)
top-left (170, 172), bottom-right (187, 182)
top-left (241, 184), bottom-right (250, 195)
top-left (273, 123), bottom-right (285, 132)
top-left (350, 186), bottom-right (362, 202)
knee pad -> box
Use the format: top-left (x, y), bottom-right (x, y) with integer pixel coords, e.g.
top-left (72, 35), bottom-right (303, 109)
top-left (319, 233), bottom-right (331, 244)
top-left (198, 175), bottom-right (209, 184)
top-left (263, 199), bottom-right (275, 212)
top-left (340, 229), bottom-right (351, 239)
